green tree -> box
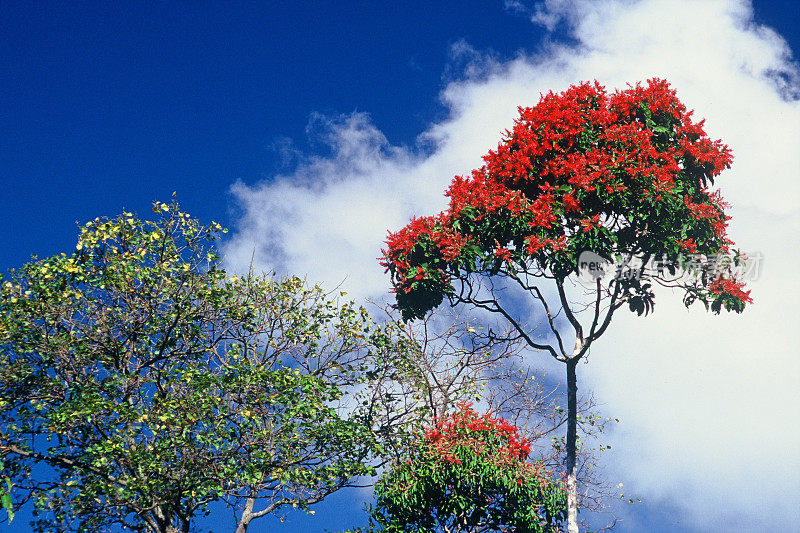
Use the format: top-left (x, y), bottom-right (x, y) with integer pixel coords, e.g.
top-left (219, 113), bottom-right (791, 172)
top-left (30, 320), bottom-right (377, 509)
top-left (0, 202), bottom-right (406, 533)
top-left (366, 403), bottom-right (566, 532)
top-left (1, 458), bottom-right (13, 523)
top-left (381, 79), bottom-right (752, 531)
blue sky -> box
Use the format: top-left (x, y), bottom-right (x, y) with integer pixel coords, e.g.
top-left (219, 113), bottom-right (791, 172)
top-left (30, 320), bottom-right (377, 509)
top-left (2, 1), bottom-right (543, 269)
top-left (3, 1), bottom-right (800, 532)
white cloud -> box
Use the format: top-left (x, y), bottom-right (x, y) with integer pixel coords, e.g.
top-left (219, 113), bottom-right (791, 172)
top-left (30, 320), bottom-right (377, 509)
top-left (225, 0), bottom-right (800, 529)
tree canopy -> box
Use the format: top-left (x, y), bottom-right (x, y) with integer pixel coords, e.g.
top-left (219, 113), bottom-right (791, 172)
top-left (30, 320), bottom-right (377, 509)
top-left (367, 403), bottom-right (566, 533)
top-left (382, 79), bottom-right (750, 324)
top-left (0, 202), bottom-right (409, 533)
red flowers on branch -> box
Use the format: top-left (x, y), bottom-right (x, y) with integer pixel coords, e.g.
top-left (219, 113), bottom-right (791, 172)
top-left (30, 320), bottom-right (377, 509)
top-left (381, 78), bottom-right (750, 321)
top-left (423, 403), bottom-right (533, 465)
top-left (369, 403), bottom-right (567, 532)
top-left (710, 276), bottom-right (753, 304)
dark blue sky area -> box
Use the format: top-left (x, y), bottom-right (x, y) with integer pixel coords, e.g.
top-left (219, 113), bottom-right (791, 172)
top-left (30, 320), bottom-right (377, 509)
top-left (1, 1), bottom-right (544, 269)
top-left (2, 2), bottom-right (798, 532)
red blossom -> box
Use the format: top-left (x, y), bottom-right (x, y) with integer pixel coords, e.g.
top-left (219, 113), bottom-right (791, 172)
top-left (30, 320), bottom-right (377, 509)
top-left (423, 403), bottom-right (533, 464)
top-left (676, 238), bottom-right (698, 253)
top-left (434, 226), bottom-right (470, 262)
top-left (381, 215), bottom-right (437, 271)
top-left (562, 193), bottom-right (580, 213)
top-left (381, 78), bottom-right (744, 317)
top-left (494, 246), bottom-right (512, 261)
top-left (684, 195), bottom-right (721, 220)
top-left (710, 276), bottom-right (753, 304)
top-left (525, 234), bottom-right (565, 255)
top-left (579, 214), bottom-right (601, 233)
top-left (528, 192), bottom-right (558, 228)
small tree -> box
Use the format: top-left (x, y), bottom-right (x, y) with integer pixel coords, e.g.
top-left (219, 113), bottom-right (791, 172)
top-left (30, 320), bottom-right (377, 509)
top-left (0, 202), bottom-right (407, 533)
top-left (381, 79), bottom-right (752, 531)
top-left (367, 403), bottom-right (566, 532)
top-left (366, 305), bottom-right (564, 440)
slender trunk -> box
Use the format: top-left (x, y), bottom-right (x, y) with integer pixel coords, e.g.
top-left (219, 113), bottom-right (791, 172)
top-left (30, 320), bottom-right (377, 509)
top-left (235, 496), bottom-right (256, 533)
top-left (565, 358), bottom-right (579, 533)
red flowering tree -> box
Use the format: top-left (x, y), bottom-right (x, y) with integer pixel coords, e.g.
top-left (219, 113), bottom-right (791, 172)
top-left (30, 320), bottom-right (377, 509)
top-left (381, 79), bottom-right (752, 531)
top-left (368, 404), bottom-right (566, 532)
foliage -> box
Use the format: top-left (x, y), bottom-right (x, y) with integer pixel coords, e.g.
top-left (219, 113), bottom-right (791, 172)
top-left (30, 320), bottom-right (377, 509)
top-left (0, 202), bottom-right (406, 533)
top-left (366, 403), bottom-right (566, 533)
top-left (382, 79), bottom-right (751, 321)
top-left (1, 459), bottom-right (13, 523)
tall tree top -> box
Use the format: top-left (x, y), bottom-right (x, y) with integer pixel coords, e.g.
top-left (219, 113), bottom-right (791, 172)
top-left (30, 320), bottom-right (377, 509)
top-left (382, 79), bottom-right (751, 321)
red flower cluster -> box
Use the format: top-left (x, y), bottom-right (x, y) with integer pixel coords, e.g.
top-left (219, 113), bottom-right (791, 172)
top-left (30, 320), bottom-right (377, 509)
top-left (562, 193), bottom-right (580, 213)
top-left (494, 246), bottom-right (513, 261)
top-left (423, 403), bottom-right (532, 465)
top-left (447, 169), bottom-right (527, 216)
top-left (676, 238), bottom-right (699, 253)
top-left (381, 214), bottom-right (468, 291)
top-left (684, 195), bottom-right (721, 220)
top-left (382, 78), bottom-right (745, 314)
top-left (579, 214), bottom-right (602, 233)
top-left (478, 79), bottom-right (732, 202)
top-left (710, 276), bottom-right (753, 304)
top-left (526, 234), bottom-right (566, 255)
top-left (683, 191), bottom-right (732, 250)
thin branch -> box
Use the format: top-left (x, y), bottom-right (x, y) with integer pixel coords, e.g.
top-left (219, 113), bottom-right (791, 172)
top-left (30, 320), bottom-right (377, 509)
top-left (556, 278), bottom-right (583, 341)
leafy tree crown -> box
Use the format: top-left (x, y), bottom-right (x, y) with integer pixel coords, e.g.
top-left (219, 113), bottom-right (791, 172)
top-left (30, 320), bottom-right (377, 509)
top-left (368, 403), bottom-right (566, 532)
top-left (381, 79), bottom-right (751, 320)
top-left (0, 202), bottom-right (402, 532)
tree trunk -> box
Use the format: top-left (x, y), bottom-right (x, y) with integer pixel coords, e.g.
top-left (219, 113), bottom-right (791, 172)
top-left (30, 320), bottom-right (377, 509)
top-left (235, 496), bottom-right (256, 533)
top-left (565, 358), bottom-right (579, 533)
